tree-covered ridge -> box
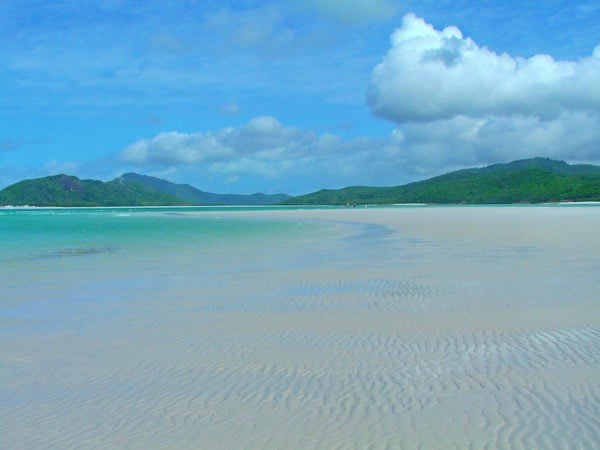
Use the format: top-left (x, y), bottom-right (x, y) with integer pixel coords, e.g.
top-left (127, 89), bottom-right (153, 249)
top-left (117, 173), bottom-right (290, 205)
top-left (285, 158), bottom-right (600, 205)
top-left (1, 158), bottom-right (599, 207)
top-left (0, 173), bottom-right (291, 207)
top-left (0, 174), bottom-right (188, 207)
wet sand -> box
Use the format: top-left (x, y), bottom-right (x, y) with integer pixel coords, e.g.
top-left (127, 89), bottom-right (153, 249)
top-left (1, 206), bottom-right (599, 449)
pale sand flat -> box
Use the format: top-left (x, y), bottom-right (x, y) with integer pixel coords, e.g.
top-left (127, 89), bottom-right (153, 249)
top-left (1, 206), bottom-right (599, 449)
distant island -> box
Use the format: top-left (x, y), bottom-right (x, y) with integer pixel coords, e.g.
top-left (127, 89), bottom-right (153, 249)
top-left (0, 158), bottom-right (598, 207)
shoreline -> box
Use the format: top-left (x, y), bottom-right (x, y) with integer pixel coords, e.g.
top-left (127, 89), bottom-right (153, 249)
top-left (2, 201), bottom-right (600, 210)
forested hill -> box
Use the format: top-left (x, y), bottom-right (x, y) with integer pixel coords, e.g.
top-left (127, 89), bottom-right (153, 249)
top-left (0, 173), bottom-right (290, 207)
top-left (284, 158), bottom-right (600, 205)
top-left (0, 174), bottom-right (187, 207)
top-left (2, 158), bottom-right (599, 207)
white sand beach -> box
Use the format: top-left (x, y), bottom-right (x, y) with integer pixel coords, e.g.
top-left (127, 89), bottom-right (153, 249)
top-left (1, 206), bottom-right (599, 449)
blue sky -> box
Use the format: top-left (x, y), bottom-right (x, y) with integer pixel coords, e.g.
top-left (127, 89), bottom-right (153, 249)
top-left (1, 0), bottom-right (599, 194)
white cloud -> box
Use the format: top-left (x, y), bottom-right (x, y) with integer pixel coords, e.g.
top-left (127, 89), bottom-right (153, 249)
top-left (361, 14), bottom-right (600, 172)
top-left (118, 116), bottom-right (406, 190)
top-left (119, 116), bottom-right (362, 169)
top-left (120, 131), bottom-right (234, 166)
top-left (394, 112), bottom-right (600, 169)
top-left (367, 14), bottom-right (600, 123)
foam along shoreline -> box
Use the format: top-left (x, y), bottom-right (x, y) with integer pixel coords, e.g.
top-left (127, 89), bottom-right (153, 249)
top-left (0, 204), bottom-right (302, 209)
top-left (3, 200), bottom-right (600, 210)
top-left (1, 206), bottom-right (599, 449)
top-left (556, 200), bottom-right (600, 204)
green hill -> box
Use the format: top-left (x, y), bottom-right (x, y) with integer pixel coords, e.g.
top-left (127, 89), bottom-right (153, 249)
top-left (0, 174), bottom-right (188, 207)
top-left (285, 158), bottom-right (600, 205)
top-left (2, 158), bottom-right (599, 207)
top-left (117, 173), bottom-right (290, 205)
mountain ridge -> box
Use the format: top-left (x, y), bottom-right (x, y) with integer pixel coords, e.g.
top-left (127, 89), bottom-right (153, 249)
top-left (116, 172), bottom-right (290, 205)
top-left (0, 174), bottom-right (188, 207)
top-left (284, 158), bottom-right (600, 205)
top-left (1, 158), bottom-right (599, 207)
top-left (0, 173), bottom-right (290, 207)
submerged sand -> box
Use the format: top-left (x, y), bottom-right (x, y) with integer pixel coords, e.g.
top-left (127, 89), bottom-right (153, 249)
top-left (1, 206), bottom-right (599, 449)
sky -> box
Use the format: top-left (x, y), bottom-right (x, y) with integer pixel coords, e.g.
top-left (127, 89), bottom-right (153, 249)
top-left (1, 0), bottom-right (599, 194)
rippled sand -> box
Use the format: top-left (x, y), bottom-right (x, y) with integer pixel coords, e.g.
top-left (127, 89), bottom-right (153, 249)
top-left (1, 206), bottom-right (599, 449)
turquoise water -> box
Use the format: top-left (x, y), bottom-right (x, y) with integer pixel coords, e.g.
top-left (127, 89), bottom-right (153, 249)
top-left (0, 208), bottom-right (314, 262)
top-left (0, 208), bottom-right (335, 324)
top-left (1, 203), bottom-right (595, 266)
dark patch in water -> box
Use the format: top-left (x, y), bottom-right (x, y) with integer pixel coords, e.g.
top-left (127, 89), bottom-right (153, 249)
top-left (162, 212), bottom-right (192, 217)
top-left (34, 246), bottom-right (113, 260)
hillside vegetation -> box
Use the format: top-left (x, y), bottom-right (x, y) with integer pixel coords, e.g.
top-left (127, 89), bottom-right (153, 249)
top-left (285, 158), bottom-right (600, 205)
top-left (0, 175), bottom-right (187, 207)
top-left (1, 158), bottom-right (598, 207)
top-left (117, 173), bottom-right (290, 205)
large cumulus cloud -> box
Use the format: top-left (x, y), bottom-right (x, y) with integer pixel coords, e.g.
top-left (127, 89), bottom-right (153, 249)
top-left (364, 14), bottom-right (600, 169)
top-left (367, 14), bottom-right (600, 123)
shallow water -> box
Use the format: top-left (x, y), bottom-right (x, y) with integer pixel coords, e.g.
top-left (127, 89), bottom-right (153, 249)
top-left (1, 206), bottom-right (599, 449)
